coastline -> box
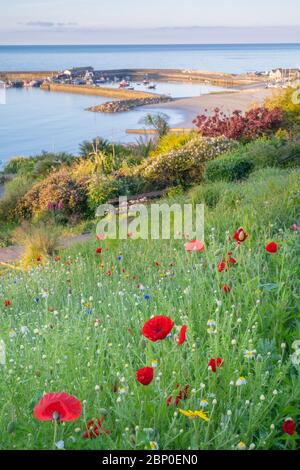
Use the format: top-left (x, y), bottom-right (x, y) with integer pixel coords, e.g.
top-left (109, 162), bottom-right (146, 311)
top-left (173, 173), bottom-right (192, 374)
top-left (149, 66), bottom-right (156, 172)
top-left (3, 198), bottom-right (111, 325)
top-left (147, 87), bottom-right (275, 127)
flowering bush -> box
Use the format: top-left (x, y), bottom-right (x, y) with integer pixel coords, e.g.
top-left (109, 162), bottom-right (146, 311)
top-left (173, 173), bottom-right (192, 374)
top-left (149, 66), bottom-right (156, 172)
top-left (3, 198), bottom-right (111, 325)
top-left (142, 136), bottom-right (238, 187)
top-left (16, 169), bottom-right (89, 221)
top-left (266, 87), bottom-right (300, 132)
top-left (193, 107), bottom-right (284, 141)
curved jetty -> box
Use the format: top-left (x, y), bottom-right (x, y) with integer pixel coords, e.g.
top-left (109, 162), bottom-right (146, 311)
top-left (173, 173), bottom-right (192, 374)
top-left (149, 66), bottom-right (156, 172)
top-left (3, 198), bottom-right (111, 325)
top-left (88, 95), bottom-right (173, 113)
top-left (41, 82), bottom-right (157, 99)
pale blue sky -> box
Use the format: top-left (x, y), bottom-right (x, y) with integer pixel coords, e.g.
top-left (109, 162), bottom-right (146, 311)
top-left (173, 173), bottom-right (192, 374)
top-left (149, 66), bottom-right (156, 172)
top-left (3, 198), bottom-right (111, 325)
top-left (1, 0), bottom-right (300, 44)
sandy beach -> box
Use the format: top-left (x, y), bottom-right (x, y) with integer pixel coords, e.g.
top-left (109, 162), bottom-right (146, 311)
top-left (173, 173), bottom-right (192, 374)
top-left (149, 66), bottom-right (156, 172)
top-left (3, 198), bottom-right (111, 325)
top-left (147, 87), bottom-right (274, 127)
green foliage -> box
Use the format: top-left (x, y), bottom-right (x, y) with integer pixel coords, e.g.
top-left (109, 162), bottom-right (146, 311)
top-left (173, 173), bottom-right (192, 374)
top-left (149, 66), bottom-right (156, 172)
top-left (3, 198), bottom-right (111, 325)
top-left (192, 167), bottom-right (300, 234)
top-left (79, 137), bottom-right (131, 162)
top-left (190, 180), bottom-right (229, 208)
top-left (142, 136), bottom-right (238, 188)
top-left (266, 87), bottom-right (300, 132)
top-left (204, 137), bottom-right (300, 182)
top-left (2, 156), bottom-right (33, 175)
top-left (142, 112), bottom-right (170, 137)
top-left (150, 132), bottom-right (194, 158)
top-left (87, 174), bottom-right (147, 212)
top-left (204, 155), bottom-right (254, 182)
top-left (3, 152), bottom-right (75, 179)
top-left (0, 175), bottom-right (34, 222)
top-left (129, 136), bottom-right (156, 160)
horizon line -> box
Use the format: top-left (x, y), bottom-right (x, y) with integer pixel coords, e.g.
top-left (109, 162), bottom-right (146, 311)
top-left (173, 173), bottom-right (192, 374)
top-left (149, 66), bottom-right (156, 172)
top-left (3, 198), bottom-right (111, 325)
top-left (1, 41), bottom-right (300, 47)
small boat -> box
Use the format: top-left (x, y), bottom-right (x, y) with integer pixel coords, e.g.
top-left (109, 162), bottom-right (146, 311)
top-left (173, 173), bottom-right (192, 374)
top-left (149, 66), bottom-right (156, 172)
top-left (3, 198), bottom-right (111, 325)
top-left (119, 80), bottom-right (130, 88)
top-left (148, 82), bottom-right (156, 89)
top-left (13, 80), bottom-right (24, 88)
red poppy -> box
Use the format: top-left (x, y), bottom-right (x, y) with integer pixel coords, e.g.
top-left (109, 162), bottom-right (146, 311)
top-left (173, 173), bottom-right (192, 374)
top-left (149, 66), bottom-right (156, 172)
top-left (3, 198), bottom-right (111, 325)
top-left (96, 233), bottom-right (105, 241)
top-left (36, 256), bottom-right (42, 262)
top-left (96, 247), bottom-right (102, 254)
top-left (208, 358), bottom-right (224, 373)
top-left (185, 240), bottom-right (205, 252)
top-left (265, 242), bottom-right (278, 253)
top-left (233, 227), bottom-right (248, 244)
top-left (142, 315), bottom-right (174, 342)
top-left (136, 367), bottom-right (154, 385)
top-left (113, 383), bottom-right (118, 393)
top-left (282, 418), bottom-right (295, 436)
top-left (178, 325), bottom-right (187, 345)
top-left (218, 254), bottom-right (237, 273)
top-left (82, 417), bottom-right (110, 439)
top-left (167, 384), bottom-right (189, 407)
top-left (222, 284), bottom-right (231, 293)
top-left (175, 384), bottom-right (189, 405)
top-left (218, 259), bottom-right (227, 273)
top-left (54, 256), bottom-right (61, 262)
top-left (34, 392), bottom-right (82, 422)
top-left (166, 396), bottom-right (173, 406)
top-left (4, 299), bottom-right (11, 307)
top-left (290, 224), bottom-right (299, 232)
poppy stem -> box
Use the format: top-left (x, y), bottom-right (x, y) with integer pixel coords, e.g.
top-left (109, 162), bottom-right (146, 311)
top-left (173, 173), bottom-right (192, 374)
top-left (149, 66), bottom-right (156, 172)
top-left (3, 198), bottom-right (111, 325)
top-left (52, 419), bottom-right (58, 450)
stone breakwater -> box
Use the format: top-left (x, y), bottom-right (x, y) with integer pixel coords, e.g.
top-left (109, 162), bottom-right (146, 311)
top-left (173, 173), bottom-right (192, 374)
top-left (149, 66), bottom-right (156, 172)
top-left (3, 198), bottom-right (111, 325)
top-left (87, 96), bottom-right (173, 113)
top-left (41, 82), bottom-right (156, 99)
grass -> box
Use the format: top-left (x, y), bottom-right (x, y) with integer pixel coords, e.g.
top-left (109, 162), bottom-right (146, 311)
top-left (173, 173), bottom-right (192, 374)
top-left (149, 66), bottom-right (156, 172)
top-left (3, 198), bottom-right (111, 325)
top-left (0, 167), bottom-right (299, 450)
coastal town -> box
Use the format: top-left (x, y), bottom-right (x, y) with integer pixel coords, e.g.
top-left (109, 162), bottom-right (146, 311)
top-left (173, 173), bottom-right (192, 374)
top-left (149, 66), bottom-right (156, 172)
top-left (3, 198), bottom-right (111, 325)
top-left (1, 66), bottom-right (300, 90)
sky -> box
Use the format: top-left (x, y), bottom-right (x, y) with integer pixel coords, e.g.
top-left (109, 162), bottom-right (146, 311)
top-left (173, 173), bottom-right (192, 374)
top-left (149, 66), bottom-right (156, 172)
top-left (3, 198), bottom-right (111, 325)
top-left (0, 0), bottom-right (300, 44)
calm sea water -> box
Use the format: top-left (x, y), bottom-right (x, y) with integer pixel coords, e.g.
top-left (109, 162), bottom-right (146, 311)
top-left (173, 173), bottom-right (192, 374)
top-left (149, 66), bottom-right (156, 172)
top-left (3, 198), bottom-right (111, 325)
top-left (0, 43), bottom-right (299, 165)
top-left (0, 44), bottom-right (300, 73)
top-left (0, 82), bottom-right (222, 165)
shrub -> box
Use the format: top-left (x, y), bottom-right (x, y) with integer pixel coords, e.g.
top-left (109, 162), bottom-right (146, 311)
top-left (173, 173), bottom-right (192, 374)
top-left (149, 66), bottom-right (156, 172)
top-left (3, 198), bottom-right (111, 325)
top-left (193, 106), bottom-right (284, 141)
top-left (2, 156), bottom-right (33, 175)
top-left (150, 132), bottom-right (194, 158)
top-left (129, 137), bottom-right (156, 160)
top-left (0, 175), bottom-right (34, 222)
top-left (16, 169), bottom-right (89, 221)
top-left (79, 137), bottom-right (131, 162)
top-left (204, 137), bottom-right (300, 183)
top-left (3, 152), bottom-right (74, 178)
top-left (87, 174), bottom-right (147, 212)
top-left (266, 87), bottom-right (300, 132)
top-left (142, 136), bottom-right (238, 188)
top-left (204, 155), bottom-right (254, 182)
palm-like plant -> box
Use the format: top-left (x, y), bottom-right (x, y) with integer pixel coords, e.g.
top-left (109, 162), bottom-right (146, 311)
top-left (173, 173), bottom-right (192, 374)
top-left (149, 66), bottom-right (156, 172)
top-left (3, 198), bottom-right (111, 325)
top-left (142, 113), bottom-right (170, 138)
top-left (79, 137), bottom-right (111, 158)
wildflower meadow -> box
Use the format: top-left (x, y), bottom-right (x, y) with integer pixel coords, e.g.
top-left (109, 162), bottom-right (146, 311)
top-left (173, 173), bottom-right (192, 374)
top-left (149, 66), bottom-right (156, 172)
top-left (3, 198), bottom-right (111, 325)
top-left (0, 166), bottom-right (299, 451)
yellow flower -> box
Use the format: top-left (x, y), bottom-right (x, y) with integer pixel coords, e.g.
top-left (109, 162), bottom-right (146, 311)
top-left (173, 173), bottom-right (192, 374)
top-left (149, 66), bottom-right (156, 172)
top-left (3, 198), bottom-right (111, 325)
top-left (237, 441), bottom-right (247, 450)
top-left (179, 409), bottom-right (209, 422)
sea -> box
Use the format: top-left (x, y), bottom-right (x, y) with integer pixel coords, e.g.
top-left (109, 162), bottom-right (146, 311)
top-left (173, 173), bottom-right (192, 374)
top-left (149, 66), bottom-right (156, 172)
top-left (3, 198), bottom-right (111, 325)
top-left (0, 43), bottom-right (300, 166)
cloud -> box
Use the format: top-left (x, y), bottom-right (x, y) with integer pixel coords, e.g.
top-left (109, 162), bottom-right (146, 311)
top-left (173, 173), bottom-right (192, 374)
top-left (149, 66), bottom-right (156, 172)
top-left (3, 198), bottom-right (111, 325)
top-left (18, 21), bottom-right (78, 28)
top-left (2, 24), bottom-right (300, 45)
